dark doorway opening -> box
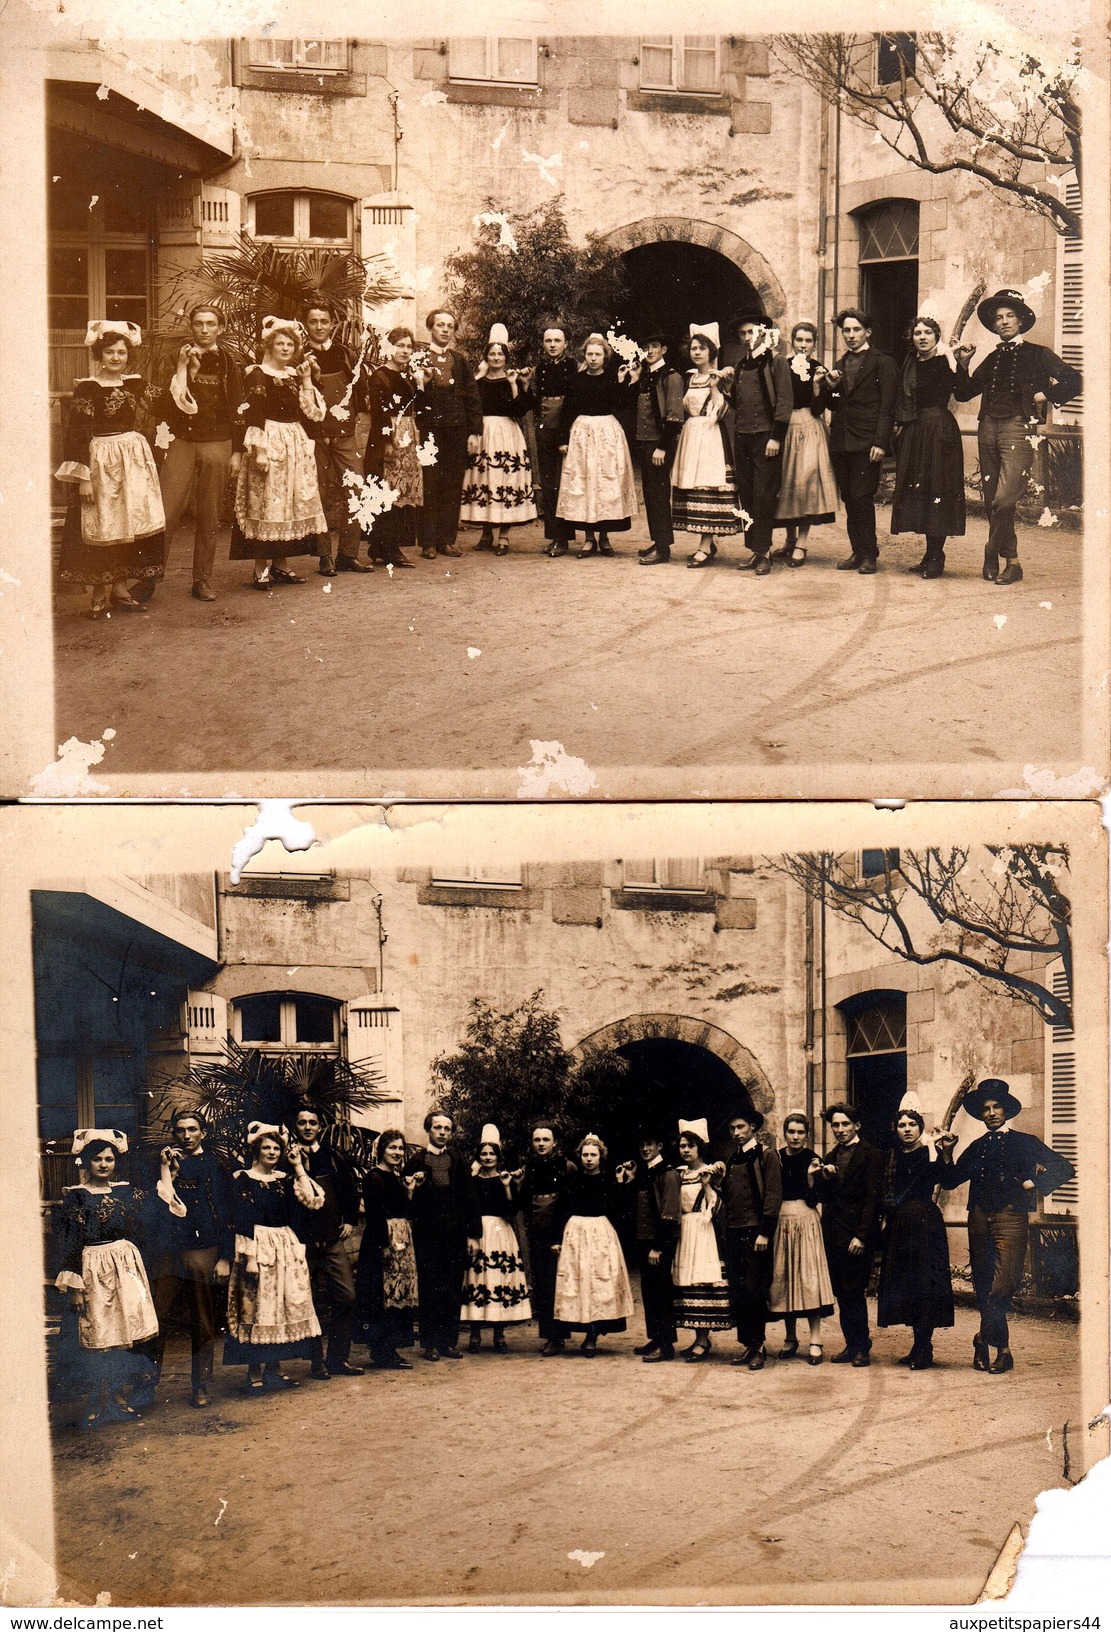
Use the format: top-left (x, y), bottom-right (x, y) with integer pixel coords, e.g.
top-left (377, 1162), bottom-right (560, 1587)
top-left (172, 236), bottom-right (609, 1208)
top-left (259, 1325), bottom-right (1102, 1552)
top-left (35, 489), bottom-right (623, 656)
top-left (860, 259), bottom-right (919, 370)
top-left (618, 240), bottom-right (763, 369)
top-left (602, 1036), bottom-right (759, 1163)
top-left (841, 990), bottom-right (908, 1150)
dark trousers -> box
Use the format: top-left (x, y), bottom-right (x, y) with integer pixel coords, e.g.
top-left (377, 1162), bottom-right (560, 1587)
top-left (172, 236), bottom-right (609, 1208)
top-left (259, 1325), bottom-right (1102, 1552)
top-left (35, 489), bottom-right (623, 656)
top-left (725, 1227), bottom-right (774, 1350)
top-left (636, 1242), bottom-right (676, 1348)
top-left (527, 1224), bottom-right (561, 1340)
top-left (968, 1205), bottom-right (1028, 1348)
top-left (148, 1246), bottom-right (221, 1384)
top-left (415, 1232), bottom-right (466, 1351)
top-left (314, 434), bottom-right (362, 560)
top-left (830, 450), bottom-right (883, 561)
top-left (978, 415), bottom-right (1031, 560)
top-left (158, 437), bottom-right (232, 584)
top-left (536, 422), bottom-right (568, 541)
top-left (417, 425), bottom-right (471, 553)
top-left (307, 1236), bottom-right (357, 1368)
top-left (635, 444), bottom-right (675, 551)
top-left (823, 1229), bottom-right (876, 1354)
top-left (734, 432), bottom-right (782, 557)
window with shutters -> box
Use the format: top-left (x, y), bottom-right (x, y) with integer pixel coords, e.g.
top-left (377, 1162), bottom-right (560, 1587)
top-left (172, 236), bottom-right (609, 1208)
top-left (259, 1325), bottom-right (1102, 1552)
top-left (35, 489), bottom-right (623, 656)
top-left (873, 33), bottom-right (917, 87)
top-left (1054, 171), bottom-right (1083, 423)
top-left (448, 37), bottom-right (538, 85)
top-left (233, 993), bottom-right (340, 1053)
top-left (247, 38), bottom-right (350, 72)
top-left (640, 36), bottom-right (720, 94)
top-left (432, 863), bottom-right (523, 889)
top-left (622, 858), bottom-right (705, 893)
top-left (248, 192), bottom-right (354, 248)
top-left (1042, 958), bottom-right (1078, 1212)
top-left (346, 997), bottom-right (403, 1119)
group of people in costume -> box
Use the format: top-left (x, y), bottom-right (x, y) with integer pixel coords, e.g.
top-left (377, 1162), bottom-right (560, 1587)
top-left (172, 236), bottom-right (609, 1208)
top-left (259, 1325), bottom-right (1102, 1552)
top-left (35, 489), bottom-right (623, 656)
top-left (55, 285), bottom-right (1079, 617)
top-left (52, 1077), bottom-right (1071, 1428)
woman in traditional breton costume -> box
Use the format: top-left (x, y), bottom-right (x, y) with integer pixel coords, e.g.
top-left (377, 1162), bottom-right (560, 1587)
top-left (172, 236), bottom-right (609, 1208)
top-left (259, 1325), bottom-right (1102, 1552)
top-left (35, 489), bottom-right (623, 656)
top-left (221, 1122), bottom-right (323, 1390)
top-left (461, 326), bottom-right (538, 554)
top-left (461, 1123), bottom-right (532, 1349)
top-left (771, 322), bottom-right (837, 568)
top-left (670, 324), bottom-right (743, 569)
top-left (876, 1107), bottom-right (955, 1369)
top-left (767, 1112), bottom-right (834, 1365)
top-left (230, 316), bottom-right (328, 589)
top-left (360, 326), bottom-right (428, 568)
top-left (891, 316), bottom-right (967, 579)
top-left (53, 1129), bottom-right (183, 1428)
top-left (671, 1118), bottom-right (732, 1357)
top-left (556, 334), bottom-right (639, 557)
top-left (55, 320), bottom-right (166, 617)
top-left (354, 1129), bottom-right (422, 1370)
top-left (550, 1134), bottom-right (634, 1356)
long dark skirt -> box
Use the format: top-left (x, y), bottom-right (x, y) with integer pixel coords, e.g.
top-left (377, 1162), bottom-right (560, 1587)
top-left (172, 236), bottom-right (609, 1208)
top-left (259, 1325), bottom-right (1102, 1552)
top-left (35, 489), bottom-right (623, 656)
top-left (891, 406), bottom-right (966, 537)
top-left (58, 505), bottom-right (165, 587)
top-left (229, 521), bottom-right (320, 561)
top-left (877, 1198), bottom-right (956, 1330)
top-left (365, 503), bottom-right (419, 560)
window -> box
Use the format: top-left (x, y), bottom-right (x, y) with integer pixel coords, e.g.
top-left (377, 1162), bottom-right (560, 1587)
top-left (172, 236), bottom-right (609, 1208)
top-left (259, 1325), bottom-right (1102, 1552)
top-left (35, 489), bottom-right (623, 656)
top-left (640, 36), bottom-right (720, 94)
top-left (248, 191), bottom-right (354, 247)
top-left (431, 863), bottom-right (523, 889)
top-left (858, 201), bottom-right (919, 263)
top-left (874, 33), bottom-right (917, 86)
top-left (622, 859), bottom-right (705, 893)
top-left (860, 848), bottom-right (901, 879)
top-left (1043, 959), bottom-right (1077, 1211)
top-left (448, 37), bottom-right (538, 85)
top-left (840, 990), bottom-right (908, 1149)
top-left (234, 993), bottom-right (340, 1051)
top-left (248, 37), bottom-right (349, 72)
top-left (857, 199), bottom-right (919, 369)
top-left (48, 177), bottom-right (152, 395)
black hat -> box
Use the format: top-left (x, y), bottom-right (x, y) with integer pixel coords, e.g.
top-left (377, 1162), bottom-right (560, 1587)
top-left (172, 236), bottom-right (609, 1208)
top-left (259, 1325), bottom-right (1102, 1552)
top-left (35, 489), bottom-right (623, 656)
top-left (962, 1078), bottom-right (1022, 1122)
top-left (729, 308), bottom-right (768, 337)
top-left (642, 330), bottom-right (668, 347)
top-left (977, 289), bottom-right (1037, 335)
top-left (726, 1106), bottom-right (765, 1133)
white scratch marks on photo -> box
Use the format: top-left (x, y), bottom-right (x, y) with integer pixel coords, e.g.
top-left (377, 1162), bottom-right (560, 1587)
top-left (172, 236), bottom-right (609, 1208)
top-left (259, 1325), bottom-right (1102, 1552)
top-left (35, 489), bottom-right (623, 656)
top-left (993, 615), bottom-right (1007, 630)
top-left (215, 1498), bottom-right (228, 1526)
top-left (28, 729), bottom-right (117, 796)
top-left (517, 740), bottom-right (598, 798)
top-left (467, 646), bottom-right (482, 660)
top-left (567, 1549), bottom-right (605, 1568)
top-left (230, 801), bottom-right (319, 883)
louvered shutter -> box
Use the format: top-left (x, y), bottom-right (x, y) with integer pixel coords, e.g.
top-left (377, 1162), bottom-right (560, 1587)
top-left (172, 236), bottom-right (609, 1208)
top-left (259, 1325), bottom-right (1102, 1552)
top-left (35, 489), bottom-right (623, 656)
top-left (1042, 959), bottom-right (1077, 1212)
top-left (345, 996), bottom-right (403, 1127)
top-left (1054, 173), bottom-right (1083, 424)
top-left (185, 991), bottom-right (229, 1058)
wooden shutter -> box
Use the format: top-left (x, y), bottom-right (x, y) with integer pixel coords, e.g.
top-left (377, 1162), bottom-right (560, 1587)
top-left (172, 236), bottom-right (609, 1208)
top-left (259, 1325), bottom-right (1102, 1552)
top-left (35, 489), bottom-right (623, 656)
top-left (346, 996), bottom-right (403, 1127)
top-left (185, 991), bottom-right (228, 1058)
top-left (1042, 958), bottom-right (1078, 1212)
top-left (1054, 172), bottom-right (1083, 423)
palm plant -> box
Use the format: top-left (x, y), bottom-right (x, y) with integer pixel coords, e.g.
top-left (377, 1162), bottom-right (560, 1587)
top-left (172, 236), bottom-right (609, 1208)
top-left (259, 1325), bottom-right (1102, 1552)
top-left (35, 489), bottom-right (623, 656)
top-left (164, 236), bottom-right (408, 368)
top-left (146, 1040), bottom-right (390, 1174)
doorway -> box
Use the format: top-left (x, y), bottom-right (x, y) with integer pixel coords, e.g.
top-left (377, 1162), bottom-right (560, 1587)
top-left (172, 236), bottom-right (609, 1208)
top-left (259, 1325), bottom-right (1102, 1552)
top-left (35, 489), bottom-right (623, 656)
top-left (619, 239), bottom-right (763, 367)
top-left (603, 1035), bottom-right (759, 1162)
top-left (841, 990), bottom-right (908, 1149)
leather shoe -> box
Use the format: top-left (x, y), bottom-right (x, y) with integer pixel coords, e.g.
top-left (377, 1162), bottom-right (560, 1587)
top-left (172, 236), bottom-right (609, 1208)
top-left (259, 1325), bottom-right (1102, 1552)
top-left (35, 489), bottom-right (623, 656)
top-left (336, 556), bottom-right (373, 573)
top-left (539, 1339), bottom-right (565, 1357)
top-left (191, 580), bottom-right (217, 602)
top-left (988, 1349), bottom-right (1014, 1374)
top-left (996, 562), bottom-right (1023, 585)
top-left (982, 548), bottom-right (1000, 582)
top-left (857, 561), bottom-right (878, 575)
top-left (310, 1363), bottom-right (333, 1380)
top-left (191, 1385), bottom-right (210, 1408)
top-left (737, 553), bottom-right (762, 571)
top-left (829, 1348), bottom-right (856, 1364)
top-left (421, 548), bottom-right (438, 559)
top-left (634, 1342), bottom-right (659, 1356)
top-left (318, 558), bottom-right (337, 576)
top-left (837, 555), bottom-right (862, 571)
top-left (330, 1361), bottom-right (365, 1376)
top-left (643, 1347), bottom-right (675, 1363)
top-left (639, 548), bottom-right (670, 565)
top-left (440, 1346), bottom-right (463, 1359)
top-left (747, 1347), bottom-right (766, 1371)
top-left (753, 555), bottom-right (771, 576)
top-left (851, 1350), bottom-right (872, 1367)
top-left (731, 1347), bottom-right (758, 1367)
top-left (438, 544), bottom-right (462, 557)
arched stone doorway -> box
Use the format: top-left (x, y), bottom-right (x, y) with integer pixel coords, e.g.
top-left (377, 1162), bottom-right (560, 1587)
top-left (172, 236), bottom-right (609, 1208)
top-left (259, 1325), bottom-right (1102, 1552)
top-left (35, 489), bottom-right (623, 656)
top-left (606, 217), bottom-right (786, 364)
top-left (572, 1012), bottom-right (774, 1159)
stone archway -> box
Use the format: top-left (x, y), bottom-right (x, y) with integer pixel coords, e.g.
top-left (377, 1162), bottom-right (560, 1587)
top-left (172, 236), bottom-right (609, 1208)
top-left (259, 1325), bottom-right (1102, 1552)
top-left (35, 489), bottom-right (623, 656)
top-left (572, 1012), bottom-right (774, 1116)
top-left (605, 216), bottom-right (787, 324)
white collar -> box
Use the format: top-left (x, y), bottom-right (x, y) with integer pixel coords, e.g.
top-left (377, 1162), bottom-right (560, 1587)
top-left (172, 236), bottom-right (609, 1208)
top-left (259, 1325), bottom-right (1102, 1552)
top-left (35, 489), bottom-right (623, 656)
top-left (738, 1138), bottom-right (759, 1154)
top-left (837, 1135), bottom-right (860, 1148)
top-left (259, 361), bottom-right (298, 379)
top-left (846, 344), bottom-right (870, 356)
top-left (79, 374), bottom-right (141, 386)
top-left (311, 338), bottom-right (334, 352)
top-left (996, 337), bottom-right (1024, 348)
top-left (429, 342), bottom-right (449, 357)
top-left (427, 1144), bottom-right (450, 1157)
top-left (303, 1140), bottom-right (322, 1153)
top-left (649, 358), bottom-right (666, 373)
top-left (646, 1155), bottom-right (663, 1168)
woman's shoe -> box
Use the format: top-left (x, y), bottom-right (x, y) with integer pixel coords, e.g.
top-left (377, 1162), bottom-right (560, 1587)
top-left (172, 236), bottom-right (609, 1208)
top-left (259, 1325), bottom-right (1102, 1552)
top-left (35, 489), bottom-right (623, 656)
top-left (262, 1370), bottom-right (300, 1390)
top-left (270, 567), bottom-right (306, 584)
top-left (494, 541), bottom-right (509, 556)
top-left (908, 557), bottom-right (929, 574)
top-left (103, 1398), bottom-right (142, 1423)
top-left (492, 1330), bottom-right (508, 1352)
top-left (252, 571), bottom-right (272, 590)
top-left (109, 592), bottom-right (148, 613)
top-left (475, 532), bottom-right (495, 552)
top-left (247, 1373), bottom-right (265, 1392)
top-left (921, 562), bottom-right (945, 579)
top-left (787, 548), bottom-right (808, 568)
top-left (578, 537), bottom-right (598, 558)
top-left (769, 542), bottom-right (793, 561)
top-left (897, 1347), bottom-right (917, 1366)
top-left (807, 1344), bottom-right (824, 1366)
top-left (988, 1349), bottom-right (1014, 1374)
top-left (909, 1349), bottom-right (934, 1370)
top-left (685, 1341), bottom-right (711, 1362)
top-left (89, 595), bottom-right (110, 619)
top-left (469, 1329), bottom-right (482, 1353)
top-left (539, 1339), bottom-right (564, 1357)
top-left (778, 1339), bottom-right (800, 1360)
top-left (688, 550), bottom-right (713, 569)
top-left (580, 1334), bottom-right (598, 1357)
top-left (972, 1333), bottom-right (990, 1372)
top-left (597, 535), bottom-right (614, 556)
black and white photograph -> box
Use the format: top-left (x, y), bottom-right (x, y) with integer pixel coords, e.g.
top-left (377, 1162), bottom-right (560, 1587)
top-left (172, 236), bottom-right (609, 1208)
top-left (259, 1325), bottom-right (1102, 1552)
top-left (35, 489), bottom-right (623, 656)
top-left (0, 4), bottom-right (1107, 796)
top-left (1, 802), bottom-right (1106, 1608)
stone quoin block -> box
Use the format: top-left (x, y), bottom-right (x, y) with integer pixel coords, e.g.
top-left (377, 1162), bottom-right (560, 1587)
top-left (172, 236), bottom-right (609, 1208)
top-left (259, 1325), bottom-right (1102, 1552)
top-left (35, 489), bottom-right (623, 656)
top-left (714, 897), bottom-right (757, 930)
top-left (551, 886), bottom-right (605, 925)
top-left (728, 100), bottom-right (772, 135)
top-left (905, 987), bottom-right (936, 1025)
top-left (1010, 1036), bottom-right (1043, 1074)
top-left (568, 86), bottom-right (621, 126)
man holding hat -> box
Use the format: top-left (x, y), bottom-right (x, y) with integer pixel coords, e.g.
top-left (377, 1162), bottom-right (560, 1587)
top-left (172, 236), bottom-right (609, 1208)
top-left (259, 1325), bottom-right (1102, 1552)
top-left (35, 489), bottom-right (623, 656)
top-left (629, 334), bottom-right (685, 565)
top-left (728, 314), bottom-right (794, 575)
top-left (722, 1108), bottom-right (782, 1369)
top-left (953, 290), bottom-right (1081, 585)
top-left (935, 1078), bottom-right (1075, 1372)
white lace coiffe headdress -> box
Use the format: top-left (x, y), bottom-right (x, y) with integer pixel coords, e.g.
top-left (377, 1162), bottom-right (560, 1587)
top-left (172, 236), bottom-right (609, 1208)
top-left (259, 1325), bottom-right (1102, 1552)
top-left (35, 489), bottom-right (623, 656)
top-left (71, 1128), bottom-right (129, 1163)
top-left (85, 319), bottom-right (142, 349)
top-left (688, 322), bottom-right (720, 353)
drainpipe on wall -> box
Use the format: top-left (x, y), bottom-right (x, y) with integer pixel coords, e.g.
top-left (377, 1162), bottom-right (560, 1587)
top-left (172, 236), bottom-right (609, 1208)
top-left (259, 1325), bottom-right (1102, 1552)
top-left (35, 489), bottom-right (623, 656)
top-left (816, 88), bottom-right (830, 354)
top-left (819, 871), bottom-right (829, 1154)
top-left (831, 92), bottom-right (842, 347)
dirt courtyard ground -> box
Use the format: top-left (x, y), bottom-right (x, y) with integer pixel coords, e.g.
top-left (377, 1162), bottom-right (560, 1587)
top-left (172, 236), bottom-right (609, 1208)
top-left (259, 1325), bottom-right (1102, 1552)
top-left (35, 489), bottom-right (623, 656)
top-left (50, 506), bottom-right (1084, 797)
top-left (50, 1302), bottom-right (1081, 1608)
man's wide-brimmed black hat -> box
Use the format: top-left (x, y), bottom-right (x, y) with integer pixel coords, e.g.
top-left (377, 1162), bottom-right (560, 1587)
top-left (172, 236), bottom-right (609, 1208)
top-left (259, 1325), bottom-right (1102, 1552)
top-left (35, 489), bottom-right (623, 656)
top-left (641, 330), bottom-right (669, 347)
top-left (725, 1105), bottom-right (765, 1133)
top-left (962, 1078), bottom-right (1023, 1122)
top-left (977, 288), bottom-right (1037, 334)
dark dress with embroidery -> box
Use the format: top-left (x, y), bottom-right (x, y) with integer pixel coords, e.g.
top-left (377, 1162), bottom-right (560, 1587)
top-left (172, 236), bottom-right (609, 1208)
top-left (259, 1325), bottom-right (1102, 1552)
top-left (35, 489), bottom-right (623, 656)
top-left (353, 1168), bottom-right (419, 1355)
top-left (51, 1183), bottom-right (163, 1401)
top-left (891, 355), bottom-right (967, 538)
top-left (361, 364), bottom-right (431, 557)
top-left (56, 376), bottom-right (166, 586)
top-left (877, 1147), bottom-right (956, 1331)
top-left (460, 1174), bottom-right (533, 1323)
top-left (222, 1170), bottom-right (322, 1364)
top-left (460, 377), bottom-right (538, 527)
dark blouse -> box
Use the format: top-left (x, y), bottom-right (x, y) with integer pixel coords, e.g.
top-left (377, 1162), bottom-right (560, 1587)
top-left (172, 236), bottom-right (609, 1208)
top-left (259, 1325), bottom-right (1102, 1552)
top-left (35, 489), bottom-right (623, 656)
top-left (238, 366), bottom-right (320, 435)
top-left (553, 1170), bottom-right (622, 1236)
top-left (896, 354), bottom-right (959, 424)
top-left (62, 376), bottom-right (154, 474)
top-left (362, 364), bottom-right (430, 478)
top-left (559, 369), bottom-right (637, 440)
top-left (787, 360), bottom-right (826, 414)
top-left (477, 376), bottom-right (531, 419)
top-left (361, 1166), bottom-right (412, 1252)
top-left (778, 1147), bottom-right (821, 1207)
top-left (883, 1146), bottom-right (944, 1212)
top-left (225, 1170), bottom-right (299, 1254)
top-left (472, 1173), bottom-right (521, 1220)
top-left (54, 1183), bottom-right (153, 1278)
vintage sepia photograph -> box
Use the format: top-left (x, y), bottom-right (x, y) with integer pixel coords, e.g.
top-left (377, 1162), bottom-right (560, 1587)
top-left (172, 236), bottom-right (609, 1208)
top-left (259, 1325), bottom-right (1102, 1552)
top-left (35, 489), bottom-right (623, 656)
top-left (1, 803), bottom-right (1106, 1608)
top-left (1, 2), bottom-right (1107, 797)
